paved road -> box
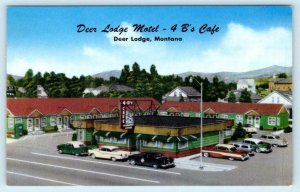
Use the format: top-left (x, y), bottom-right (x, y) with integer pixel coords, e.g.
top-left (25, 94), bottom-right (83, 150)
top-left (6, 131), bottom-right (292, 186)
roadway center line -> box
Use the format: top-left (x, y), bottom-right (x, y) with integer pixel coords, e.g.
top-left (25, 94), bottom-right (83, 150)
top-left (31, 152), bottom-right (181, 175)
top-left (7, 171), bottom-right (78, 186)
top-left (7, 158), bottom-right (160, 184)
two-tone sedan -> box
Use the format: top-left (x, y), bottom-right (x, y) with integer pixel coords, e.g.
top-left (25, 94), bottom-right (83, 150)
top-left (202, 144), bottom-right (250, 161)
top-left (88, 145), bottom-right (131, 161)
top-left (57, 141), bottom-right (89, 156)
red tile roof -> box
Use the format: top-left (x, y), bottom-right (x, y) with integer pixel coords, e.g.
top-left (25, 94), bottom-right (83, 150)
top-left (7, 98), bottom-right (160, 117)
top-left (159, 101), bottom-right (285, 115)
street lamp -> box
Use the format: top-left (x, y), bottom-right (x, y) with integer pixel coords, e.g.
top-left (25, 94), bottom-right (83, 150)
top-left (190, 76), bottom-right (204, 170)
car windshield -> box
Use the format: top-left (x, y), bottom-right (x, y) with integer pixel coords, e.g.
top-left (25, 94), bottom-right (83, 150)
top-left (275, 136), bottom-right (280, 139)
top-left (230, 147), bottom-right (237, 151)
top-left (111, 148), bottom-right (120, 152)
top-left (78, 144), bottom-right (86, 147)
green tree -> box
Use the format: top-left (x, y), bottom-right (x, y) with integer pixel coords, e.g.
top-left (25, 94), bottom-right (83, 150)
top-left (277, 73), bottom-right (288, 78)
top-left (239, 89), bottom-right (252, 103)
top-left (228, 91), bottom-right (236, 102)
top-left (232, 122), bottom-right (247, 140)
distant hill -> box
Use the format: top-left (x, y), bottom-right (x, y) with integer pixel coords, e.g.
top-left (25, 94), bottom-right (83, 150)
top-left (177, 65), bottom-right (292, 83)
top-left (92, 70), bottom-right (121, 80)
top-left (7, 74), bottom-right (23, 80)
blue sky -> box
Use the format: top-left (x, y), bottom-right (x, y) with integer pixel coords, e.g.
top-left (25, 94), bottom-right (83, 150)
top-left (7, 6), bottom-right (292, 77)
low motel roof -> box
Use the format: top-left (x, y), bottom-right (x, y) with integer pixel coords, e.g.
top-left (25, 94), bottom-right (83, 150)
top-left (159, 101), bottom-right (287, 115)
top-left (7, 98), bottom-right (160, 117)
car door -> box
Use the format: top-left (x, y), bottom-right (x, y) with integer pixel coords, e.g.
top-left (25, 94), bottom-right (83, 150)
top-left (140, 154), bottom-right (149, 165)
top-left (99, 148), bottom-right (109, 159)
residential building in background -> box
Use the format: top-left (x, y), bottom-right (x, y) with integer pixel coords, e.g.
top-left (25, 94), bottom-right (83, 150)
top-left (83, 84), bottom-right (134, 96)
top-left (258, 91), bottom-right (292, 118)
top-left (237, 79), bottom-right (256, 93)
top-left (269, 77), bottom-right (292, 92)
top-left (162, 86), bottom-right (201, 103)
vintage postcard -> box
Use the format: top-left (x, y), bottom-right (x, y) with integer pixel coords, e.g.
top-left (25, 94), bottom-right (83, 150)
top-left (6, 6), bottom-right (292, 186)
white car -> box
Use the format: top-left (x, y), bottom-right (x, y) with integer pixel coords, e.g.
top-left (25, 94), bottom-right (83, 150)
top-left (260, 134), bottom-right (288, 147)
top-left (243, 124), bottom-right (258, 133)
top-left (88, 146), bottom-right (131, 161)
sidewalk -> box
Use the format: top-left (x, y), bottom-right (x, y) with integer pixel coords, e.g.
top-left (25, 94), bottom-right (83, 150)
top-left (175, 154), bottom-right (237, 172)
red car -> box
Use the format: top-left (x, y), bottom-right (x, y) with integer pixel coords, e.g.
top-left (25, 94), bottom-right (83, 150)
top-left (202, 144), bottom-right (250, 161)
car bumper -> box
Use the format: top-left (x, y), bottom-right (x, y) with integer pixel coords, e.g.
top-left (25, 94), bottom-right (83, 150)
top-left (161, 163), bottom-right (175, 168)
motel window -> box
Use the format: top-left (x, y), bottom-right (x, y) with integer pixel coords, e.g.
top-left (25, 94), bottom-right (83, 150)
top-left (8, 118), bottom-right (14, 129)
top-left (183, 113), bottom-right (190, 117)
top-left (224, 129), bottom-right (233, 136)
top-left (57, 117), bottom-right (62, 126)
top-left (160, 111), bottom-right (168, 116)
top-left (93, 114), bottom-right (97, 119)
top-left (27, 118), bottom-right (33, 129)
top-left (111, 137), bottom-right (126, 144)
top-left (15, 118), bottom-right (22, 124)
top-left (41, 117), bottom-right (47, 127)
top-left (80, 115), bottom-right (86, 120)
top-left (86, 115), bottom-right (92, 119)
top-left (158, 142), bottom-right (174, 149)
top-left (97, 114), bottom-right (102, 118)
top-left (247, 116), bottom-right (253, 125)
top-left (277, 117), bottom-right (280, 126)
top-left (178, 141), bottom-right (188, 149)
top-left (206, 115), bottom-right (211, 118)
top-left (268, 117), bottom-right (277, 126)
top-left (70, 115), bottom-right (74, 124)
top-left (277, 97), bottom-right (280, 103)
top-left (235, 115), bottom-right (243, 124)
top-left (220, 114), bottom-right (228, 119)
top-left (143, 140), bottom-right (158, 147)
top-left (50, 116), bottom-right (56, 126)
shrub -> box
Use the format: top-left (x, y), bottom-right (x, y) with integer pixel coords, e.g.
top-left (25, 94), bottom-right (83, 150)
top-left (273, 127), bottom-right (277, 131)
top-left (232, 122), bottom-right (247, 139)
top-left (53, 126), bottom-right (58, 132)
top-left (72, 133), bottom-right (77, 141)
top-left (284, 126), bottom-right (292, 133)
top-left (23, 129), bottom-right (28, 135)
top-left (260, 126), bottom-right (263, 130)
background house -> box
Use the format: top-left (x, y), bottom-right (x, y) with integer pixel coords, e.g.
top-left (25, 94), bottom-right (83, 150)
top-left (237, 79), bottom-right (256, 93)
top-left (162, 86), bottom-right (201, 103)
top-left (258, 91), bottom-right (292, 118)
top-left (158, 101), bottom-right (289, 130)
top-left (37, 85), bottom-right (48, 98)
top-left (269, 77), bottom-right (292, 92)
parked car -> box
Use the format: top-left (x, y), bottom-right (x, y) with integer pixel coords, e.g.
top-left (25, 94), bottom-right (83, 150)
top-left (202, 144), bottom-right (250, 161)
top-left (260, 134), bottom-right (288, 147)
top-left (88, 146), bottom-right (131, 161)
top-left (242, 138), bottom-right (272, 153)
top-left (230, 142), bottom-right (255, 156)
top-left (57, 141), bottom-right (88, 156)
top-left (243, 124), bottom-right (258, 133)
top-left (128, 152), bottom-right (175, 169)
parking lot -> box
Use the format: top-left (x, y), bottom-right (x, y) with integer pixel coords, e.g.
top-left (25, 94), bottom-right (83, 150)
top-left (6, 130), bottom-right (292, 185)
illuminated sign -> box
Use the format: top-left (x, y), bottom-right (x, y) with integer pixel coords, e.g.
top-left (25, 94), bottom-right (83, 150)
top-left (120, 100), bottom-right (135, 129)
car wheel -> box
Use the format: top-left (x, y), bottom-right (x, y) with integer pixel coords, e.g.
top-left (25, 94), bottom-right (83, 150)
top-left (153, 164), bottom-right (158, 169)
top-left (129, 159), bottom-right (136, 165)
top-left (203, 152), bottom-right (209, 157)
top-left (58, 150), bottom-right (63, 154)
top-left (141, 158), bottom-right (145, 163)
top-left (228, 157), bottom-right (234, 161)
top-left (91, 154), bottom-right (96, 159)
top-left (255, 148), bottom-right (261, 153)
top-left (111, 157), bottom-right (117, 162)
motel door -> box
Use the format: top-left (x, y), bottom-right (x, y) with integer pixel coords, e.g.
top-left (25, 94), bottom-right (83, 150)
top-left (63, 116), bottom-right (69, 129)
top-left (34, 118), bottom-right (41, 131)
top-left (254, 117), bottom-right (260, 128)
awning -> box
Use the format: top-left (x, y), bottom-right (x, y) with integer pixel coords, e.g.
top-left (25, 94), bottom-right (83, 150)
top-left (136, 134), bottom-right (199, 142)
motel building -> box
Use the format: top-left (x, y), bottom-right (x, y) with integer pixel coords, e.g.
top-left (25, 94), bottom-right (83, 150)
top-left (6, 98), bottom-right (159, 138)
top-left (158, 101), bottom-right (290, 130)
top-left (73, 116), bottom-right (233, 158)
